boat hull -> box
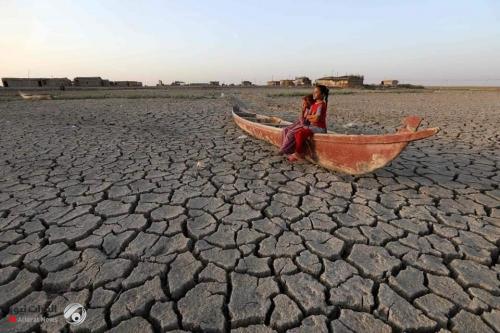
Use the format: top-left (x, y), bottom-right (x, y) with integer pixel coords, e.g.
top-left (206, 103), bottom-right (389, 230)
top-left (232, 106), bottom-right (439, 175)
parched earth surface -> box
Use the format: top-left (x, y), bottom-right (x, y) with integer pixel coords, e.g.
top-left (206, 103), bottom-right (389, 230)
top-left (0, 89), bottom-right (499, 333)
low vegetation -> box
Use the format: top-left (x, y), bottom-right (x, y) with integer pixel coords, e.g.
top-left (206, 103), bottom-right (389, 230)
top-left (267, 90), bottom-right (354, 98)
top-left (363, 84), bottom-right (425, 90)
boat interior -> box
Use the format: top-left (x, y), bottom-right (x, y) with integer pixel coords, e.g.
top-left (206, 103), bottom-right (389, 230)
top-left (233, 106), bottom-right (290, 127)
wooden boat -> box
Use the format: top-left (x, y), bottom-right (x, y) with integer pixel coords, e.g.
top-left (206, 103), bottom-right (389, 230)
top-left (19, 91), bottom-right (53, 101)
top-left (232, 105), bottom-right (439, 175)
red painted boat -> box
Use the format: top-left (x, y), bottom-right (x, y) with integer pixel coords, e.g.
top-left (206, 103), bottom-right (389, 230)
top-left (232, 105), bottom-right (439, 175)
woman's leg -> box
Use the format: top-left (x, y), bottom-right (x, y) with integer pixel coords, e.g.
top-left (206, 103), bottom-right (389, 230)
top-left (294, 127), bottom-right (313, 156)
top-left (288, 127), bottom-right (313, 162)
top-left (280, 121), bottom-right (301, 154)
top-left (282, 132), bottom-right (295, 154)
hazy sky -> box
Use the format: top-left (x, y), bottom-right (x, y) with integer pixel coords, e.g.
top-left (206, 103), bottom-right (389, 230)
top-left (1, 0), bottom-right (499, 86)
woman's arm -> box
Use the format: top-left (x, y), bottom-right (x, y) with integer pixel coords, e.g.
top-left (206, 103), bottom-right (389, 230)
top-left (306, 105), bottom-right (322, 122)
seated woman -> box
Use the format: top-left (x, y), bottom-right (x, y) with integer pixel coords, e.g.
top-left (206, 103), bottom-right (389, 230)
top-left (279, 94), bottom-right (315, 154)
top-left (288, 84), bottom-right (329, 162)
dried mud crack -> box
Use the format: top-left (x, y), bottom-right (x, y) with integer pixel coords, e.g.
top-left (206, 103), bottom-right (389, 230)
top-left (0, 90), bottom-right (499, 333)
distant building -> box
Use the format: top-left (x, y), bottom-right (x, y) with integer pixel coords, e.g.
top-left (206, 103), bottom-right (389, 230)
top-left (43, 78), bottom-right (72, 88)
top-left (280, 79), bottom-right (295, 87)
top-left (267, 80), bottom-right (280, 86)
top-left (381, 80), bottom-right (398, 87)
top-left (209, 81), bottom-right (220, 86)
top-left (315, 75), bottom-right (364, 88)
top-left (1, 77), bottom-right (71, 88)
top-left (241, 81), bottom-right (252, 86)
top-left (2, 76), bottom-right (147, 88)
top-left (113, 81), bottom-right (128, 87)
top-left (188, 83), bottom-right (209, 86)
top-left (74, 77), bottom-right (105, 87)
top-left (2, 78), bottom-right (42, 88)
top-left (171, 81), bottom-right (185, 86)
top-left (293, 76), bottom-right (311, 86)
top-left (113, 81), bottom-right (143, 87)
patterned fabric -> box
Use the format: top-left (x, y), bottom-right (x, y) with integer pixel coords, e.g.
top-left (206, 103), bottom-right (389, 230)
top-left (294, 127), bottom-right (313, 154)
top-left (279, 119), bottom-right (303, 154)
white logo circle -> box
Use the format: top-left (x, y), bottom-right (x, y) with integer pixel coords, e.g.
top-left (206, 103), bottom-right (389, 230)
top-left (64, 303), bottom-right (87, 325)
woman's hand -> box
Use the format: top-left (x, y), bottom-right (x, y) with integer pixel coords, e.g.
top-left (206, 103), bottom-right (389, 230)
top-left (307, 114), bottom-right (319, 122)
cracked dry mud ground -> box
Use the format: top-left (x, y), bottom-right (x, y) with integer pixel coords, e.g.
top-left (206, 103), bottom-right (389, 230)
top-left (0, 90), bottom-right (499, 333)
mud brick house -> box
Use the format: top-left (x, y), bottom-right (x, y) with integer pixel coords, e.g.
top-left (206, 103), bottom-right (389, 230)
top-left (73, 77), bottom-right (105, 87)
top-left (381, 79), bottom-right (399, 87)
top-left (46, 77), bottom-right (73, 88)
top-left (113, 81), bottom-right (143, 87)
top-left (43, 78), bottom-right (72, 88)
top-left (279, 79), bottom-right (295, 87)
top-left (315, 75), bottom-right (364, 88)
top-left (2, 78), bottom-right (42, 88)
top-left (188, 83), bottom-right (210, 87)
top-left (1, 77), bottom-right (71, 88)
top-left (293, 76), bottom-right (312, 86)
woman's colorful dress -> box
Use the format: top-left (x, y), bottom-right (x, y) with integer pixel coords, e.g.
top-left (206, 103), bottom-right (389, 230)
top-left (294, 101), bottom-right (328, 155)
top-left (279, 118), bottom-right (304, 154)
